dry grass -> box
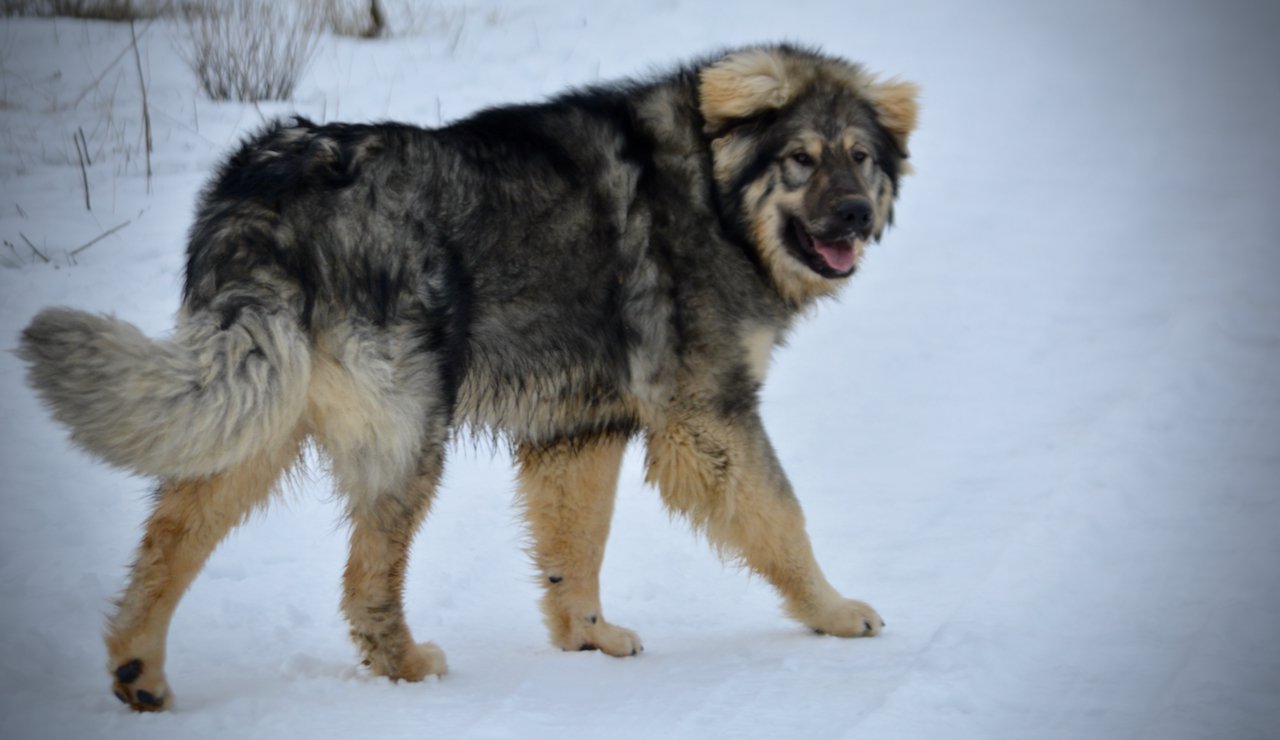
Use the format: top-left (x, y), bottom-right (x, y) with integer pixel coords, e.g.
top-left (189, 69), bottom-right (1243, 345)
top-left (180, 0), bottom-right (321, 102)
top-left (2, 0), bottom-right (175, 19)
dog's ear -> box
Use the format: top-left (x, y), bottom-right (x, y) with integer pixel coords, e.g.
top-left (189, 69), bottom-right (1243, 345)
top-left (699, 49), bottom-right (799, 133)
top-left (864, 78), bottom-right (920, 159)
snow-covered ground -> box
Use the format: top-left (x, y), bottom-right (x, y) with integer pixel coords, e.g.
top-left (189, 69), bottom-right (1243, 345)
top-left (2, 1), bottom-right (1278, 738)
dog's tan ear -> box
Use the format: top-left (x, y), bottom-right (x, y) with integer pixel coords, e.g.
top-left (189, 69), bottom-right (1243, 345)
top-left (864, 78), bottom-right (920, 158)
top-left (700, 49), bottom-right (799, 133)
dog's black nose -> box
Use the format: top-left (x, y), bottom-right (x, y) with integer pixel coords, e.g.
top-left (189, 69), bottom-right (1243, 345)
top-left (834, 198), bottom-right (874, 232)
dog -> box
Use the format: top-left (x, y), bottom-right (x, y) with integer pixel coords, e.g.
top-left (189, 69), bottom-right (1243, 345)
top-left (19, 44), bottom-right (918, 711)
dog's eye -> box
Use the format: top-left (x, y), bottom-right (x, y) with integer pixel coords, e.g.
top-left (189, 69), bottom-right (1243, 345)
top-left (852, 150), bottom-right (868, 165)
top-left (790, 151), bottom-right (815, 167)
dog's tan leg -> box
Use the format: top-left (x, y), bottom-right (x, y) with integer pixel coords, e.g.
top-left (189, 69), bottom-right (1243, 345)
top-left (105, 432), bottom-right (303, 712)
top-left (340, 450), bottom-right (447, 681)
top-left (646, 409), bottom-right (883, 637)
top-left (516, 433), bottom-right (642, 657)
top-left (307, 330), bottom-right (448, 680)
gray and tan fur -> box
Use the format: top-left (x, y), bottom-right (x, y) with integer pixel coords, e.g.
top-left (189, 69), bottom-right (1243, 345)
top-left (19, 44), bottom-right (918, 711)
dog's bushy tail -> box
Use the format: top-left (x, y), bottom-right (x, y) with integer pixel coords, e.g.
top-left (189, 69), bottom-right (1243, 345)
top-left (18, 304), bottom-right (310, 479)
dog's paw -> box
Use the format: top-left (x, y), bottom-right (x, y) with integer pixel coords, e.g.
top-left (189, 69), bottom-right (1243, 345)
top-left (110, 657), bottom-right (173, 712)
top-left (582, 621), bottom-right (644, 657)
top-left (806, 598), bottom-right (884, 637)
top-left (556, 616), bottom-right (644, 657)
top-left (396, 641), bottom-right (448, 681)
top-left (362, 640), bottom-right (448, 682)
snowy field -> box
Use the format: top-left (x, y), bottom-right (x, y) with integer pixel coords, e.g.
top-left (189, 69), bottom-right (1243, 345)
top-left (2, 1), bottom-right (1279, 738)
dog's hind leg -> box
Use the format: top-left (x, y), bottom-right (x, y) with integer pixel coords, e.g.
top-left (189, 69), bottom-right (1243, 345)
top-left (308, 333), bottom-right (449, 681)
top-left (105, 431), bottom-right (305, 712)
top-left (340, 456), bottom-right (447, 681)
top-left (516, 432), bottom-right (642, 657)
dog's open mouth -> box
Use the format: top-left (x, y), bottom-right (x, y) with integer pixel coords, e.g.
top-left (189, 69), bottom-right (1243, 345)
top-left (784, 218), bottom-right (858, 278)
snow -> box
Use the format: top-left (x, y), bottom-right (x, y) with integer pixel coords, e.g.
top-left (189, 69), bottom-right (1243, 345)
top-left (2, 1), bottom-right (1279, 738)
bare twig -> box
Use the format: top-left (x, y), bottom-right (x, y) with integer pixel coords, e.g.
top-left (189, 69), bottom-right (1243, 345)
top-left (364, 0), bottom-right (387, 38)
top-left (73, 132), bottom-right (91, 211)
top-left (71, 220), bottom-right (130, 257)
top-left (448, 8), bottom-right (467, 55)
top-left (19, 232), bottom-right (50, 263)
top-left (76, 127), bottom-right (92, 165)
top-left (129, 19), bottom-right (153, 191)
top-left (62, 1), bottom-right (173, 111)
top-left (15, 203), bottom-right (26, 218)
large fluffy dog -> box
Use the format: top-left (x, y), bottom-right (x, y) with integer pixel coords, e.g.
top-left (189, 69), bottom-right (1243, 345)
top-left (20, 44), bottom-right (918, 711)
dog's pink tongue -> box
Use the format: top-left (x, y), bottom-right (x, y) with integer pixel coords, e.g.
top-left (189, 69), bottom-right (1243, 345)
top-left (813, 238), bottom-right (855, 273)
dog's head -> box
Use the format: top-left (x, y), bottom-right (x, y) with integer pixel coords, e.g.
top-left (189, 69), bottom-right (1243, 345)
top-left (700, 46), bottom-right (919, 304)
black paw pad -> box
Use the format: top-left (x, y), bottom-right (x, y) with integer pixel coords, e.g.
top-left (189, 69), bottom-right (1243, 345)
top-left (863, 621), bottom-right (872, 633)
top-left (135, 689), bottom-right (163, 707)
top-left (115, 659), bottom-right (142, 684)
top-left (114, 690), bottom-right (130, 704)
top-left (578, 643), bottom-right (596, 651)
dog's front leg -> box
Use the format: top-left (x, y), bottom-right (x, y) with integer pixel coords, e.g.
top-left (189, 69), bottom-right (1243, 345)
top-left (516, 432), bottom-right (643, 656)
top-left (645, 407), bottom-right (883, 637)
